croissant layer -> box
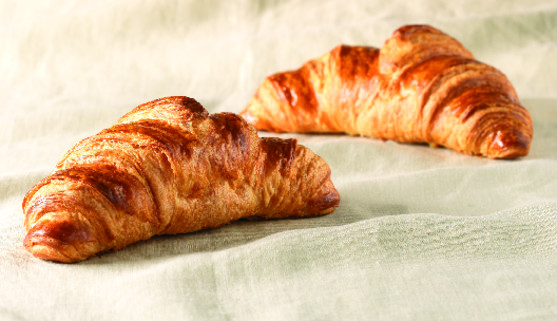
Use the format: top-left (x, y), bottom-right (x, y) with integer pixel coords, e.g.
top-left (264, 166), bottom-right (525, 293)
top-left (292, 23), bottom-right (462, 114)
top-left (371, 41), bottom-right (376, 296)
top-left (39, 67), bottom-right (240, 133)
top-left (240, 24), bottom-right (533, 159)
top-left (23, 96), bottom-right (339, 262)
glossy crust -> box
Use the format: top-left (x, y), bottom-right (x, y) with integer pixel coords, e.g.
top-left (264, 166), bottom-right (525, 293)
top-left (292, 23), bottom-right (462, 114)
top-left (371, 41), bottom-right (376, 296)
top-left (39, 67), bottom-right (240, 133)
top-left (241, 25), bottom-right (533, 159)
top-left (22, 96), bottom-right (340, 262)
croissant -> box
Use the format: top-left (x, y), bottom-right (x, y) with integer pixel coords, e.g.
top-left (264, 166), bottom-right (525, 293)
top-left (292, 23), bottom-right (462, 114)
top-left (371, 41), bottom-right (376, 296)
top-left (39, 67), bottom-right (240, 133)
top-left (240, 24), bottom-right (533, 159)
top-left (22, 96), bottom-right (340, 263)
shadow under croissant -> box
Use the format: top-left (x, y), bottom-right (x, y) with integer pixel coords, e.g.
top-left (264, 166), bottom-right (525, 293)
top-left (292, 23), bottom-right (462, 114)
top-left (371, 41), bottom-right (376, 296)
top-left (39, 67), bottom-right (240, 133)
top-left (79, 202), bottom-right (408, 265)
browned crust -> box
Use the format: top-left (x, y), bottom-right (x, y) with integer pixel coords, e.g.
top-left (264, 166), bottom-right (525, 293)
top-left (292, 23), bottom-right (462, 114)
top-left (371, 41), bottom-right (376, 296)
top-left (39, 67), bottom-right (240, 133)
top-left (23, 96), bottom-right (339, 262)
top-left (241, 24), bottom-right (533, 159)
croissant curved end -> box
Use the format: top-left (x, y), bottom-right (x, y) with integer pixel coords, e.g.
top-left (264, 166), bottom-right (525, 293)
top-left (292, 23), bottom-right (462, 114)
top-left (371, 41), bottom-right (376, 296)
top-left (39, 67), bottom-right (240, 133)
top-left (298, 150), bottom-right (340, 215)
top-left (239, 109), bottom-right (256, 126)
top-left (309, 185), bottom-right (340, 215)
top-left (23, 243), bottom-right (75, 263)
top-left (483, 125), bottom-right (532, 159)
top-left (240, 107), bottom-right (284, 133)
top-left (24, 218), bottom-right (98, 263)
top-left (470, 109), bottom-right (533, 159)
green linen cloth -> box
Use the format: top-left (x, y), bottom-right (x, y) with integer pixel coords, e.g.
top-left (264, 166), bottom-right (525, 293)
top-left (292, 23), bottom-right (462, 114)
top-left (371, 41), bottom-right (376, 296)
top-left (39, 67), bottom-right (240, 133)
top-left (1, 0), bottom-right (557, 320)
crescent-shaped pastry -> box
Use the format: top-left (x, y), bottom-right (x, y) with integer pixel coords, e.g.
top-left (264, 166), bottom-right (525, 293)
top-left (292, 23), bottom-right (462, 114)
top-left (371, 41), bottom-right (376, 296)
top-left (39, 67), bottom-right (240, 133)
top-left (23, 96), bottom-right (339, 262)
top-left (241, 25), bottom-right (533, 159)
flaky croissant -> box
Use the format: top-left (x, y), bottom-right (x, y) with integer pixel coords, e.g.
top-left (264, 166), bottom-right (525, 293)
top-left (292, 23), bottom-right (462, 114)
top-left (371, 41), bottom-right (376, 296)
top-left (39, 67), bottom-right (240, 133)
top-left (23, 96), bottom-right (339, 263)
top-left (240, 24), bottom-right (533, 159)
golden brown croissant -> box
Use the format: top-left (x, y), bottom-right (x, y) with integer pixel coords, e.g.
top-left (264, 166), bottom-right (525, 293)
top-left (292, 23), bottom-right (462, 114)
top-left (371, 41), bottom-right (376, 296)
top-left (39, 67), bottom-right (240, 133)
top-left (240, 24), bottom-right (533, 159)
top-left (22, 96), bottom-right (340, 263)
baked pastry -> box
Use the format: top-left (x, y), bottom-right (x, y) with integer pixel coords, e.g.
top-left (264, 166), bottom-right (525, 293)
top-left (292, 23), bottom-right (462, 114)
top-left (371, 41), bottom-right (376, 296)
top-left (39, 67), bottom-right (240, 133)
top-left (22, 96), bottom-right (340, 263)
top-left (240, 24), bottom-right (533, 159)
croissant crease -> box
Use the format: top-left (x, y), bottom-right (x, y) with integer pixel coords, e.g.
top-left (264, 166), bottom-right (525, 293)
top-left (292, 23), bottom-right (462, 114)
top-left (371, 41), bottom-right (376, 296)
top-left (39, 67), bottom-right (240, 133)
top-left (240, 25), bottom-right (533, 159)
top-left (22, 96), bottom-right (340, 262)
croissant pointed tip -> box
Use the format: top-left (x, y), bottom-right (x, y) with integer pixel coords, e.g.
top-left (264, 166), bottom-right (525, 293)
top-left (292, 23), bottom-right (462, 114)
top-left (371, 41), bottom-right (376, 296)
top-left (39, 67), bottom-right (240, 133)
top-left (239, 109), bottom-right (255, 125)
top-left (24, 220), bottom-right (97, 263)
top-left (312, 188), bottom-right (341, 215)
top-left (24, 243), bottom-right (74, 263)
top-left (240, 107), bottom-right (282, 132)
top-left (483, 124), bottom-right (532, 159)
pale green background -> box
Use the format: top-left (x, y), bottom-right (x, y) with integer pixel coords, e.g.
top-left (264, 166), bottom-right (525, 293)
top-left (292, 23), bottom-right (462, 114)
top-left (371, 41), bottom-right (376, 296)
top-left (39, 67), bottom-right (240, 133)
top-left (1, 0), bottom-right (557, 320)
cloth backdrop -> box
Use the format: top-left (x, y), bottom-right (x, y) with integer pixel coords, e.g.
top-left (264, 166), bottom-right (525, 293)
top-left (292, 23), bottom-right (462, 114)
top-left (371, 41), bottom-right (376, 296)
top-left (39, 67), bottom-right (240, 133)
top-left (1, 0), bottom-right (557, 320)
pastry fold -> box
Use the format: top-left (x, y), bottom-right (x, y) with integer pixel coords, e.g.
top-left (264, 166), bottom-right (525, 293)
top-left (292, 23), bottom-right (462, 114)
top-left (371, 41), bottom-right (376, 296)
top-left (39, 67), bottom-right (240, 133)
top-left (23, 96), bottom-right (339, 262)
top-left (241, 25), bottom-right (533, 159)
